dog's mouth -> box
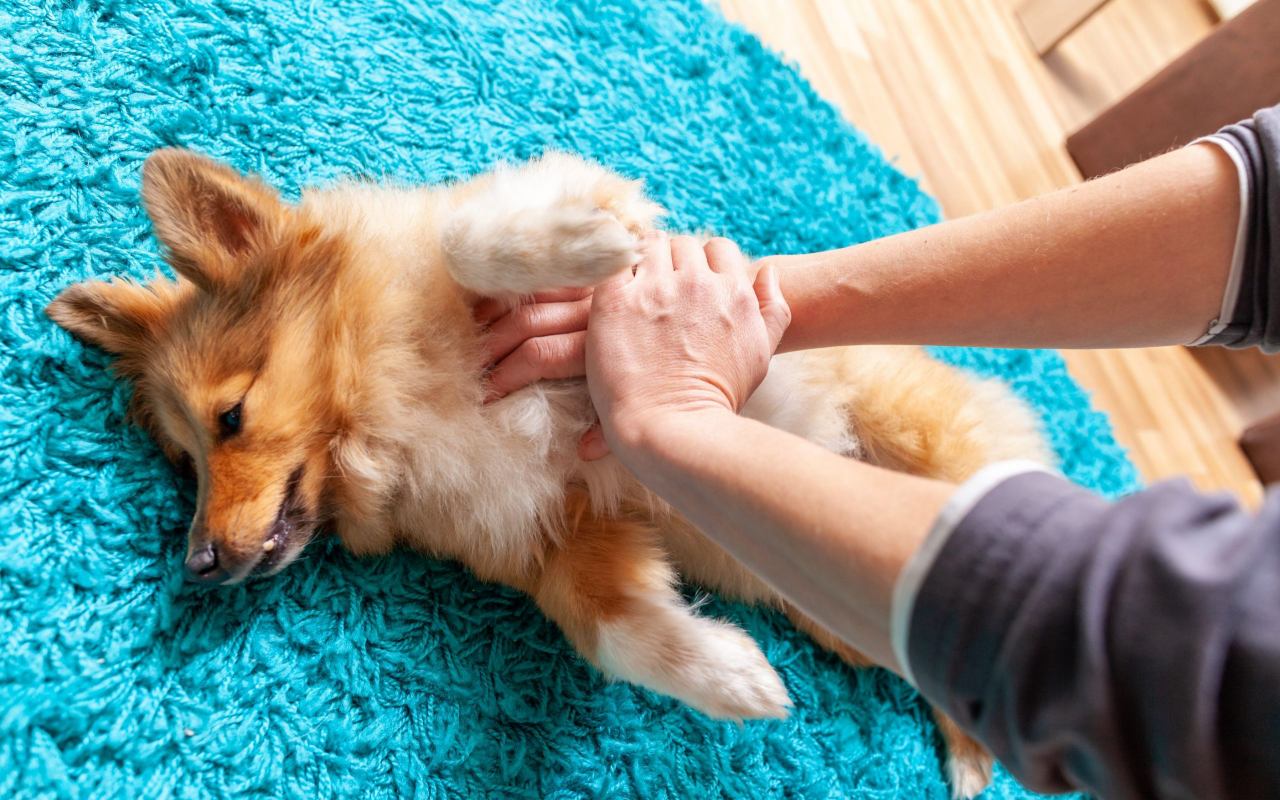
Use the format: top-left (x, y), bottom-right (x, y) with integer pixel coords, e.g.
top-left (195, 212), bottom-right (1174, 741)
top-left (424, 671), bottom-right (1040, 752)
top-left (252, 464), bottom-right (310, 577)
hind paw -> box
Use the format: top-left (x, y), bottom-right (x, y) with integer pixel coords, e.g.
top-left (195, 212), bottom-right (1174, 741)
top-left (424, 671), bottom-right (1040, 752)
top-left (597, 616), bottom-right (792, 722)
top-left (946, 748), bottom-right (994, 798)
top-left (682, 623), bottom-right (792, 720)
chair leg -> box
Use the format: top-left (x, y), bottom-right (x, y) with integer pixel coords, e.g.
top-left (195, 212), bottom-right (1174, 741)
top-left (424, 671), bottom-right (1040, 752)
top-left (1014, 0), bottom-right (1110, 55)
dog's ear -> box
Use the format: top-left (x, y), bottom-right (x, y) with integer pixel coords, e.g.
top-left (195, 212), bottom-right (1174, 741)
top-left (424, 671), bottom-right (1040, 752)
top-left (141, 148), bottom-right (283, 293)
top-left (46, 277), bottom-right (181, 360)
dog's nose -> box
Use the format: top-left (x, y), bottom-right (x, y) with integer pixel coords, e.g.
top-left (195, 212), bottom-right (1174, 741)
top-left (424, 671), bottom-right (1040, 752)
top-left (184, 544), bottom-right (227, 584)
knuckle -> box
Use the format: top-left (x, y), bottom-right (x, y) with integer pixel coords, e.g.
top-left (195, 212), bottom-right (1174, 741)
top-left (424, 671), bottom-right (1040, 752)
top-left (684, 275), bottom-right (712, 295)
top-left (529, 335), bottom-right (576, 369)
top-left (520, 337), bottom-right (553, 365)
top-left (651, 284), bottom-right (678, 305)
top-left (515, 305), bottom-right (542, 334)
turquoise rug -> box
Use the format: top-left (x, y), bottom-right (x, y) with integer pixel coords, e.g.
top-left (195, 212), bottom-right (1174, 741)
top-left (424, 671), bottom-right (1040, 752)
top-left (1, 0), bottom-right (1138, 797)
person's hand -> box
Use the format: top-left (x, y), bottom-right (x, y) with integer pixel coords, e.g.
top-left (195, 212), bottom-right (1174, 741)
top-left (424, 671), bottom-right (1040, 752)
top-left (583, 232), bottom-right (791, 461)
top-left (475, 287), bottom-right (592, 401)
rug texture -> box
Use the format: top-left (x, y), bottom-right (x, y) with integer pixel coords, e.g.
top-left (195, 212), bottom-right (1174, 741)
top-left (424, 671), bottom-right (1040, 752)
top-left (0, 0), bottom-right (1139, 797)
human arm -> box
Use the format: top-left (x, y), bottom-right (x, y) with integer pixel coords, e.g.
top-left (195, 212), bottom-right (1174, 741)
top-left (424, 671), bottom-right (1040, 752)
top-left (635, 411), bottom-right (1280, 798)
top-left (480, 104), bottom-right (1280, 392)
top-left (771, 105), bottom-right (1280, 352)
top-left (618, 398), bottom-right (1280, 800)
top-left (477, 141), bottom-right (1239, 392)
top-left (580, 231), bottom-right (950, 671)
top-left (621, 408), bottom-right (950, 671)
top-left (763, 140), bottom-right (1240, 351)
top-left (590, 233), bottom-right (1280, 799)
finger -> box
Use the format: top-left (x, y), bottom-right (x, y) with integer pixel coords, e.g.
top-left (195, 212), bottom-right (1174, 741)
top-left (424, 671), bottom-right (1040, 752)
top-left (473, 287), bottom-right (592, 326)
top-left (577, 425), bottom-right (611, 461)
top-left (472, 297), bottom-right (511, 326)
top-left (535, 287), bottom-right (593, 302)
top-left (753, 264), bottom-right (793, 354)
top-left (634, 230), bottom-right (672, 279)
top-left (669, 235), bottom-right (708, 273)
top-left (703, 237), bottom-right (746, 275)
top-left (484, 299), bottom-right (591, 364)
top-left (485, 331), bottom-right (587, 401)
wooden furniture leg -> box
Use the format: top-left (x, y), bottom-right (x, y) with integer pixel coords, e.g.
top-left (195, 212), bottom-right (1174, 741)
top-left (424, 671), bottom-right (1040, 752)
top-left (1015, 0), bottom-right (1111, 54)
top-left (1241, 414), bottom-right (1280, 485)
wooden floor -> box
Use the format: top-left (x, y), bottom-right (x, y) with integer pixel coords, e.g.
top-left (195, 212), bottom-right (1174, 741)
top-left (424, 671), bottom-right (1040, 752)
top-left (720, 0), bottom-right (1269, 505)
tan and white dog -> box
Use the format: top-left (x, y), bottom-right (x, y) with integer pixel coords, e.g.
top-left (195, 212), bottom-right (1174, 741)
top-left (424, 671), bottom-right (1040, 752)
top-left (48, 149), bottom-right (1051, 797)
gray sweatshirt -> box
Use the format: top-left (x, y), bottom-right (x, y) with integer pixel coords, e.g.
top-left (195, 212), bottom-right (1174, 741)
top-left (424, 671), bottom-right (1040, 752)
top-left (899, 104), bottom-right (1280, 800)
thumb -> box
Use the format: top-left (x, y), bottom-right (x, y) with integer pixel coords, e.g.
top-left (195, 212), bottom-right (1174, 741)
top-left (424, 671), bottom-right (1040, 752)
top-left (753, 264), bottom-right (792, 353)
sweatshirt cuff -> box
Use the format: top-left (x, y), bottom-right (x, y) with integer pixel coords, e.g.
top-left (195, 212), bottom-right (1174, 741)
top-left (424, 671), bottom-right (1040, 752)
top-left (1188, 135), bottom-right (1252, 345)
top-left (890, 459), bottom-right (1051, 687)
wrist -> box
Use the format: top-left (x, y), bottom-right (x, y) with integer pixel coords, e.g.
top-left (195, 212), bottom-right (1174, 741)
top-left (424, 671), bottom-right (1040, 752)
top-left (762, 251), bottom-right (845, 353)
top-left (762, 241), bottom-right (890, 352)
top-left (607, 403), bottom-right (738, 465)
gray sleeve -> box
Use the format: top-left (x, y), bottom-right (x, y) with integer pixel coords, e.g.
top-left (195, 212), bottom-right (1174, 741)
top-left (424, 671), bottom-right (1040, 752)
top-left (1196, 103), bottom-right (1280, 352)
top-left (908, 471), bottom-right (1280, 799)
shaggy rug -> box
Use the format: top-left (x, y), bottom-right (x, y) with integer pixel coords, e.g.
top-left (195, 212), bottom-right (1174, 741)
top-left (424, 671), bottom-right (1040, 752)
top-left (0, 0), bottom-right (1137, 796)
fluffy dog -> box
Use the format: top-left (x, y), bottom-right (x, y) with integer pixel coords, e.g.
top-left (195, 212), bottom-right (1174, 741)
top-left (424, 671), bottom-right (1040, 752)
top-left (48, 149), bottom-right (1051, 797)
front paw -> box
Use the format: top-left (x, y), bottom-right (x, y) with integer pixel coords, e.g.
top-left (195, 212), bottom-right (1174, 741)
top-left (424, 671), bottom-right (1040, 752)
top-left (542, 205), bottom-right (640, 287)
top-left (442, 153), bottom-right (662, 296)
top-left (444, 201), bottom-right (638, 295)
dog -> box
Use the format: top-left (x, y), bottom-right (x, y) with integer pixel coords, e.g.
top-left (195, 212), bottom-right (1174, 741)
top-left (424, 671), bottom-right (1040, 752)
top-left (48, 149), bottom-right (1052, 797)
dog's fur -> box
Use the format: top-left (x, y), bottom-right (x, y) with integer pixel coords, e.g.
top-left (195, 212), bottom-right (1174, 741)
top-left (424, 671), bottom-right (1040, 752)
top-left (48, 149), bottom-right (1051, 797)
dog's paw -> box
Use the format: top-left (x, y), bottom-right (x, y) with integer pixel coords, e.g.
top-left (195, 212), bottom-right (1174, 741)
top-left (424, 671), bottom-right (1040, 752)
top-left (685, 622), bottom-right (792, 720)
top-left (538, 151), bottom-right (663, 235)
top-left (443, 152), bottom-right (662, 296)
top-left (946, 748), bottom-right (994, 799)
top-left (542, 204), bottom-right (639, 286)
top-left (934, 709), bottom-right (995, 798)
top-left (596, 614), bottom-right (792, 722)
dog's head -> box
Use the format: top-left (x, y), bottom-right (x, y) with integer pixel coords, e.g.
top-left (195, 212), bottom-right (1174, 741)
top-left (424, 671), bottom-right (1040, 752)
top-left (48, 150), bottom-right (369, 584)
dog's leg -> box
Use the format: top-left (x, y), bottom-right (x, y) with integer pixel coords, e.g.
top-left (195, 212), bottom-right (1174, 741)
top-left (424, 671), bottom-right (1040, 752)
top-left (933, 709), bottom-right (995, 799)
top-left (530, 500), bottom-right (790, 720)
top-left (442, 152), bottom-right (663, 296)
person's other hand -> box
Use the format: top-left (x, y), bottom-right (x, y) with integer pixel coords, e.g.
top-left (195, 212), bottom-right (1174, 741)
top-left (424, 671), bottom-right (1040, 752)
top-left (583, 232), bottom-right (790, 461)
top-left (476, 287), bottom-right (592, 401)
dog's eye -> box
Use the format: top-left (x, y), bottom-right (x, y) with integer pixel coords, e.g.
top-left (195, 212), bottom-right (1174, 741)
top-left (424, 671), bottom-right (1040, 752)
top-left (218, 403), bottom-right (243, 439)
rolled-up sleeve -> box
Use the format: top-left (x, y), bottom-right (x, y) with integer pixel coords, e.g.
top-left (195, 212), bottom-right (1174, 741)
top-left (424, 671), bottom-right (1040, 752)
top-left (1193, 104), bottom-right (1280, 351)
top-left (902, 471), bottom-right (1280, 799)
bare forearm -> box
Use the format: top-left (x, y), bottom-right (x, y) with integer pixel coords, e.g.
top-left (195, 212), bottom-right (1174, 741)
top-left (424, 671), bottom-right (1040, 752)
top-left (768, 143), bottom-right (1239, 351)
top-left (620, 409), bottom-right (953, 671)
